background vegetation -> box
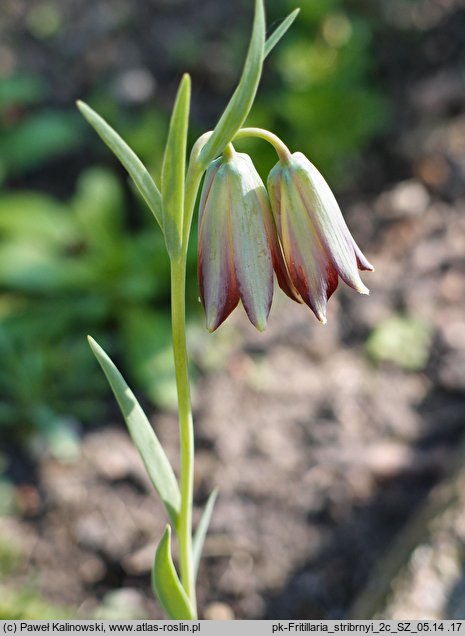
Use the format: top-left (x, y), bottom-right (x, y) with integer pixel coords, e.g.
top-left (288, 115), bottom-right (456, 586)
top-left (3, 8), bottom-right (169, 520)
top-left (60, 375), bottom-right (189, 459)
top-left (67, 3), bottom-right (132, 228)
top-left (0, 0), bottom-right (387, 445)
top-left (2, 0), bottom-right (464, 620)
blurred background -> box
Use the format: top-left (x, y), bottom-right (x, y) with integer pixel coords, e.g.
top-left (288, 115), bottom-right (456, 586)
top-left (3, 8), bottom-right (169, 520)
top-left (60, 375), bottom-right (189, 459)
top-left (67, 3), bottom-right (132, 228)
top-left (1, 0), bottom-right (465, 620)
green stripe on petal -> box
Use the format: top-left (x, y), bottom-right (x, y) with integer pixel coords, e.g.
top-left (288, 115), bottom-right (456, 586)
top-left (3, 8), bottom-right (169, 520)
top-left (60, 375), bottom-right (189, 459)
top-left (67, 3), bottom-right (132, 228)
top-left (291, 153), bottom-right (370, 295)
top-left (198, 151), bottom-right (275, 332)
top-left (229, 154), bottom-right (273, 331)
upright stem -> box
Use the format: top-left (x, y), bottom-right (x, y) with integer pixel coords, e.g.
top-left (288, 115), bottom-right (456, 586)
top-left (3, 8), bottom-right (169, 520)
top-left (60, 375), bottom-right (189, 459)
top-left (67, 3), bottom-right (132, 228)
top-left (182, 132), bottom-right (212, 248)
top-left (169, 122), bottom-right (289, 618)
top-left (170, 125), bottom-right (287, 617)
top-left (170, 135), bottom-right (211, 618)
top-left (171, 256), bottom-right (196, 616)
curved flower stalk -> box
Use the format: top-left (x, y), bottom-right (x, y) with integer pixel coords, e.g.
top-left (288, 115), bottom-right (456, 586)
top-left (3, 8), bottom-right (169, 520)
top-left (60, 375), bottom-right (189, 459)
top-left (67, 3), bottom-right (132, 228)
top-left (267, 152), bottom-right (374, 324)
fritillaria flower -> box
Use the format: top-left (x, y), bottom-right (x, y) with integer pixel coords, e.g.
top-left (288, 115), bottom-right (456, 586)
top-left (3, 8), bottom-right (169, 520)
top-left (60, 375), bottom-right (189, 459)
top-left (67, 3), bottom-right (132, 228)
top-left (198, 148), bottom-right (276, 332)
top-left (198, 146), bottom-right (373, 331)
top-left (267, 152), bottom-right (374, 324)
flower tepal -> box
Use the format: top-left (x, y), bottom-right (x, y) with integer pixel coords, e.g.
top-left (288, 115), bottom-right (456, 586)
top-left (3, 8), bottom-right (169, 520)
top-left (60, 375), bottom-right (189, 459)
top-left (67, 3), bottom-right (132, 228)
top-left (268, 152), bottom-right (374, 324)
top-left (198, 149), bottom-right (274, 332)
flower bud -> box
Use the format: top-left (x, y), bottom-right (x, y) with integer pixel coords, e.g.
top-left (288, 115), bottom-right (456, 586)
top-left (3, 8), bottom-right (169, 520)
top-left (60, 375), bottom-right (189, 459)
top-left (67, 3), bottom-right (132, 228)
top-left (267, 152), bottom-right (373, 324)
top-left (198, 150), bottom-right (274, 332)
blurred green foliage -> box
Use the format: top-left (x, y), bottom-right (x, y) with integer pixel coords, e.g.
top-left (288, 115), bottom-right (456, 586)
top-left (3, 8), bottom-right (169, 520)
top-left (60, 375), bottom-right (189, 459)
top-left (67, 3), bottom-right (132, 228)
top-left (248, 0), bottom-right (388, 183)
top-left (0, 589), bottom-right (70, 621)
top-left (0, 533), bottom-right (21, 576)
top-left (0, 75), bottom-right (82, 183)
top-left (0, 0), bottom-right (389, 444)
top-left (0, 167), bottom-right (198, 442)
top-left (0, 0), bottom-right (396, 619)
top-left (0, 532), bottom-right (70, 619)
top-left (366, 315), bottom-right (433, 371)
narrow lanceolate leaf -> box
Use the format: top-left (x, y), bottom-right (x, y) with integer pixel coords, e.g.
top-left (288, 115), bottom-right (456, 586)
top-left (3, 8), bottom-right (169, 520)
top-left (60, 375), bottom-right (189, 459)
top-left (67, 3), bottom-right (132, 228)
top-left (87, 336), bottom-right (180, 527)
top-left (264, 9), bottom-right (300, 59)
top-left (76, 101), bottom-right (163, 229)
top-left (161, 74), bottom-right (191, 259)
top-left (198, 0), bottom-right (265, 167)
top-left (193, 488), bottom-right (218, 580)
top-left (152, 526), bottom-right (195, 620)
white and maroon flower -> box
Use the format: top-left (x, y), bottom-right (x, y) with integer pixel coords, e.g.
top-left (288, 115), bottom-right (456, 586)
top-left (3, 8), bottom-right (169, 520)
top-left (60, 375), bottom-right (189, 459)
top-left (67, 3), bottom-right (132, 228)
top-left (267, 152), bottom-right (373, 324)
top-left (198, 149), bottom-right (275, 332)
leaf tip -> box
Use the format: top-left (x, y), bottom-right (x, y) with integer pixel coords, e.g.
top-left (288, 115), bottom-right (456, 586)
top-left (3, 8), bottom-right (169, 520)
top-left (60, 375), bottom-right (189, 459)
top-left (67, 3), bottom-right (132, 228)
top-left (157, 524), bottom-right (173, 554)
top-left (180, 73), bottom-right (192, 101)
top-left (87, 335), bottom-right (102, 358)
top-left (76, 100), bottom-right (88, 115)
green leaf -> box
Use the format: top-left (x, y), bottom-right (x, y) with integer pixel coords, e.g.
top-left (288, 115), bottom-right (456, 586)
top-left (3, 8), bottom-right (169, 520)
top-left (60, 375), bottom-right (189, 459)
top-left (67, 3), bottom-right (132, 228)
top-left (198, 0), bottom-right (265, 167)
top-left (264, 9), bottom-right (300, 59)
top-left (152, 525), bottom-right (195, 620)
top-left (161, 74), bottom-right (191, 259)
top-left (76, 101), bottom-right (163, 229)
top-left (87, 336), bottom-right (180, 526)
top-left (193, 488), bottom-right (218, 579)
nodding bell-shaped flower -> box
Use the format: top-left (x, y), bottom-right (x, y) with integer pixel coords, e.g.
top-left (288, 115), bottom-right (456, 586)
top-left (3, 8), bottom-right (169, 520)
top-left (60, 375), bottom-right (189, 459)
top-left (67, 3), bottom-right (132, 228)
top-left (198, 148), bottom-right (275, 332)
top-left (268, 152), bottom-right (374, 324)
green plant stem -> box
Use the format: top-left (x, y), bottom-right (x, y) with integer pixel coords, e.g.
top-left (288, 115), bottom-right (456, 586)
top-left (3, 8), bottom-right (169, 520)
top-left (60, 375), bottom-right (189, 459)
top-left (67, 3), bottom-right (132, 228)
top-left (170, 135), bottom-right (213, 618)
top-left (172, 128), bottom-right (282, 613)
top-left (182, 132), bottom-right (212, 248)
top-left (234, 127), bottom-right (291, 161)
top-left (171, 129), bottom-right (238, 617)
top-left (170, 255), bottom-right (196, 616)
